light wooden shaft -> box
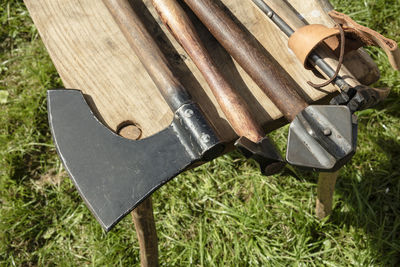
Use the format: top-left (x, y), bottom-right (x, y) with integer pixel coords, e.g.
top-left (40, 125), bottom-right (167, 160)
top-left (152, 0), bottom-right (264, 142)
top-left (103, 0), bottom-right (191, 111)
top-left (316, 171), bottom-right (339, 219)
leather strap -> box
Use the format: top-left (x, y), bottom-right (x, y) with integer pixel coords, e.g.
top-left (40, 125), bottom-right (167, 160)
top-left (288, 10), bottom-right (400, 70)
top-left (329, 10), bottom-right (399, 70)
top-left (307, 24), bottom-right (345, 88)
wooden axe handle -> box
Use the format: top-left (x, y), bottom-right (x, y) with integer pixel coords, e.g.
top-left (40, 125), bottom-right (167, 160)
top-left (103, 0), bottom-right (191, 111)
top-left (152, 0), bottom-right (265, 142)
top-left (183, 0), bottom-right (308, 121)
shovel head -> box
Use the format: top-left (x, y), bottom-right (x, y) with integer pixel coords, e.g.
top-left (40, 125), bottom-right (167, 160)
top-left (47, 89), bottom-right (224, 231)
top-left (286, 105), bottom-right (357, 172)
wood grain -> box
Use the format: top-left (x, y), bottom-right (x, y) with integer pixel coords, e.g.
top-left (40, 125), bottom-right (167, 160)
top-left (316, 171), bottom-right (339, 218)
top-left (24, 0), bottom-right (379, 141)
top-left (103, 0), bottom-right (192, 111)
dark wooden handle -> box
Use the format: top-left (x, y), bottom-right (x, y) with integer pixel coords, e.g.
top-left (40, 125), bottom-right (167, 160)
top-left (183, 0), bottom-right (308, 121)
top-left (152, 0), bottom-right (265, 142)
top-left (103, 0), bottom-right (191, 111)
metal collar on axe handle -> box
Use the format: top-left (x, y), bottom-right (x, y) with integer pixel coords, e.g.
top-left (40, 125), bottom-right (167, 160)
top-left (47, 0), bottom-right (225, 231)
top-left (183, 0), bottom-right (357, 171)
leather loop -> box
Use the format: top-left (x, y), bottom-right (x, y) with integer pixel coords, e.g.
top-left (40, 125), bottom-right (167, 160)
top-left (288, 24), bottom-right (338, 70)
top-left (307, 23), bottom-right (346, 88)
top-left (287, 10), bottom-right (393, 108)
top-left (288, 10), bottom-right (400, 70)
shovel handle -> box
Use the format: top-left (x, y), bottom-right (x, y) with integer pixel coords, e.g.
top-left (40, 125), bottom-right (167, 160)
top-left (103, 0), bottom-right (191, 111)
top-left (152, 0), bottom-right (265, 142)
top-left (183, 0), bottom-right (308, 121)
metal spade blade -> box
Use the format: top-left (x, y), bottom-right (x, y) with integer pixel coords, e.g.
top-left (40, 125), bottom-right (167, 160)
top-left (287, 105), bottom-right (357, 171)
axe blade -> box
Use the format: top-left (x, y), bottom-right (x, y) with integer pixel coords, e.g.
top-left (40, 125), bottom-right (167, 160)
top-left (48, 89), bottom-right (223, 231)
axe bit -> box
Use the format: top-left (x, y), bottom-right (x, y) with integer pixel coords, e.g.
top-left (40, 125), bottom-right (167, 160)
top-left (183, 0), bottom-right (357, 171)
top-left (47, 0), bottom-right (225, 231)
top-left (151, 0), bottom-right (285, 175)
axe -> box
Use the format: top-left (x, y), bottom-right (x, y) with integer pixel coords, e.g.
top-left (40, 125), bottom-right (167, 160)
top-left (151, 0), bottom-right (285, 175)
top-left (183, 0), bottom-right (357, 171)
top-left (47, 0), bottom-right (225, 231)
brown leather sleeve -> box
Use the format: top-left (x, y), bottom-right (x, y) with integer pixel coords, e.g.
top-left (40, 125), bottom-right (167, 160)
top-left (288, 24), bottom-right (339, 69)
top-left (288, 10), bottom-right (400, 70)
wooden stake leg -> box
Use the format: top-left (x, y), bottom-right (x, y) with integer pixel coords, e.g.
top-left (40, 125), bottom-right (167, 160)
top-left (118, 123), bottom-right (159, 266)
top-left (316, 171), bottom-right (339, 219)
top-left (132, 197), bottom-right (159, 267)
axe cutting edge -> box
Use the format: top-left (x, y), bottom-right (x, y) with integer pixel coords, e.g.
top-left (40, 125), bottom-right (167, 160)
top-left (47, 0), bottom-right (225, 231)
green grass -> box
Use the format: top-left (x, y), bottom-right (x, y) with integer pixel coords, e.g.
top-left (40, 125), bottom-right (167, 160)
top-left (1, 0), bottom-right (400, 265)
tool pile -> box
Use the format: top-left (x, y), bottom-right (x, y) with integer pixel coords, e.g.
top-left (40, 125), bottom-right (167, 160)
top-left (47, 0), bottom-right (398, 230)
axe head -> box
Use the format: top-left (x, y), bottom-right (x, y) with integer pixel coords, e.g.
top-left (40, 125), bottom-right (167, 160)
top-left (47, 89), bottom-right (224, 231)
top-left (286, 105), bottom-right (357, 172)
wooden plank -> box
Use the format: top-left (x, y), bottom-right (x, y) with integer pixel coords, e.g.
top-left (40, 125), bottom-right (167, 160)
top-left (24, 0), bottom-right (377, 141)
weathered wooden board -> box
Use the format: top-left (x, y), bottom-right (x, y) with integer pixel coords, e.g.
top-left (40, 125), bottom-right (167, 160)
top-left (24, 0), bottom-right (378, 141)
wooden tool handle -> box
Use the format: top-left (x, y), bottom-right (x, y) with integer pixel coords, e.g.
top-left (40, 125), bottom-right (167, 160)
top-left (183, 0), bottom-right (308, 121)
top-left (152, 0), bottom-right (264, 142)
top-left (103, 0), bottom-right (191, 111)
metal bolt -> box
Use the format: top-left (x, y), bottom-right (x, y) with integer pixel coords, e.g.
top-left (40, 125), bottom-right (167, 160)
top-left (323, 128), bottom-right (332, 136)
top-left (201, 133), bottom-right (211, 143)
top-left (184, 109), bottom-right (194, 118)
top-left (267, 11), bottom-right (273, 18)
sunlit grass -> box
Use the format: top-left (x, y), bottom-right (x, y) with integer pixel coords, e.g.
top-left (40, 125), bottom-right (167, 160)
top-left (0, 0), bottom-right (399, 265)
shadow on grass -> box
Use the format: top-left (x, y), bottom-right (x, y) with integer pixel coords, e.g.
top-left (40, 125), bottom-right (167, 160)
top-left (331, 133), bottom-right (400, 265)
top-left (379, 90), bottom-right (400, 118)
